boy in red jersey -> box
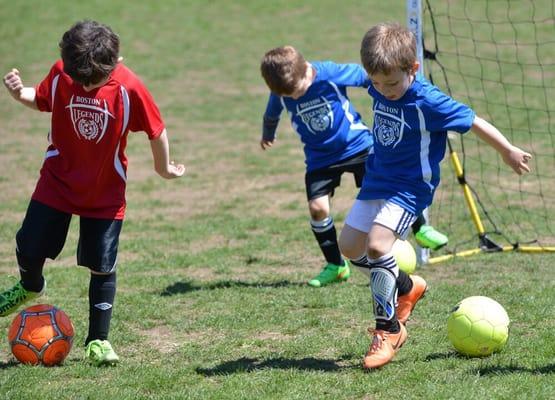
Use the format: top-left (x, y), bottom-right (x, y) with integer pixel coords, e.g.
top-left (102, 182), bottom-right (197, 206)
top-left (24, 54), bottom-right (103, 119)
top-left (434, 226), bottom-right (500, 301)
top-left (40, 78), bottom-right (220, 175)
top-left (1, 20), bottom-right (185, 366)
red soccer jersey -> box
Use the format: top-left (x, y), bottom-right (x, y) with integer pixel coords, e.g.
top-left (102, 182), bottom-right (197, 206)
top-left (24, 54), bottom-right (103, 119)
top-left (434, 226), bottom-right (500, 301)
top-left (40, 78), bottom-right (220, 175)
top-left (33, 60), bottom-right (164, 219)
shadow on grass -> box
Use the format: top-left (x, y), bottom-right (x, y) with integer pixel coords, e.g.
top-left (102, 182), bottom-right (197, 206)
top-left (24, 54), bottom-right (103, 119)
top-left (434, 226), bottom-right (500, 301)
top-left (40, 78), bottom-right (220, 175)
top-left (475, 363), bottom-right (555, 376)
top-left (161, 280), bottom-right (303, 296)
top-left (0, 360), bottom-right (22, 369)
top-left (425, 351), bottom-right (461, 361)
top-left (426, 352), bottom-right (555, 376)
top-left (196, 356), bottom-right (354, 375)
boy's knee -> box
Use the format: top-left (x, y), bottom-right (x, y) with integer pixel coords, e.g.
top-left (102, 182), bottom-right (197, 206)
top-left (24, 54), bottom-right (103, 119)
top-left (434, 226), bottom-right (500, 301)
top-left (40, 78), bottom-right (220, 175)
top-left (308, 206), bottom-right (328, 221)
top-left (307, 196), bottom-right (330, 220)
top-left (310, 210), bottom-right (327, 221)
top-left (366, 248), bottom-right (383, 259)
top-left (366, 240), bottom-right (389, 259)
top-left (339, 231), bottom-right (364, 259)
top-left (341, 248), bottom-right (360, 260)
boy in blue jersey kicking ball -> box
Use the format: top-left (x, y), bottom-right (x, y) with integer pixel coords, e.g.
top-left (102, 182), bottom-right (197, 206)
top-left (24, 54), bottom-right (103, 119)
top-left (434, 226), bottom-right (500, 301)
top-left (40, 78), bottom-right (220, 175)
top-left (259, 46), bottom-right (447, 288)
top-left (339, 23), bottom-right (532, 369)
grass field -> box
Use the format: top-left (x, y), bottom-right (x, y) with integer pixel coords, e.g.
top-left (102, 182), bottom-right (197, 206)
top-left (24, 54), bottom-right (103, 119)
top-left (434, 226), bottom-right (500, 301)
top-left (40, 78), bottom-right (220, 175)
top-left (1, 1), bottom-right (555, 399)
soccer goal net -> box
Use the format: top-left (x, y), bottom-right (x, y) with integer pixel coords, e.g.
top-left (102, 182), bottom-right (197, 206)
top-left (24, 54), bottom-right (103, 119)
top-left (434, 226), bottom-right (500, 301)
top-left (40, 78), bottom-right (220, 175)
top-left (416, 0), bottom-right (555, 262)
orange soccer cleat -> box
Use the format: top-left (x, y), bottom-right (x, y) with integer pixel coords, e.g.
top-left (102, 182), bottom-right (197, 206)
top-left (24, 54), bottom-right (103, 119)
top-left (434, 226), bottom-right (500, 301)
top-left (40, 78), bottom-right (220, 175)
top-left (397, 275), bottom-right (427, 324)
top-left (363, 323), bottom-right (408, 369)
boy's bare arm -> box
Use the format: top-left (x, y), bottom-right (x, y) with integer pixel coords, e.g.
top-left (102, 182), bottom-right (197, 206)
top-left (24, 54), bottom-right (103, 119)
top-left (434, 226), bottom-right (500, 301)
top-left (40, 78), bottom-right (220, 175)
top-left (149, 129), bottom-right (185, 179)
top-left (3, 69), bottom-right (39, 110)
top-left (471, 116), bottom-right (532, 175)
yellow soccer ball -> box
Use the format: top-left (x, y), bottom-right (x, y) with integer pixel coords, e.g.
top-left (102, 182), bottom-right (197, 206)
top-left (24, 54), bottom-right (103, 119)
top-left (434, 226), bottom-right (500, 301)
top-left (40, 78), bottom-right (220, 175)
top-left (447, 296), bottom-right (510, 357)
top-left (392, 239), bottom-right (417, 274)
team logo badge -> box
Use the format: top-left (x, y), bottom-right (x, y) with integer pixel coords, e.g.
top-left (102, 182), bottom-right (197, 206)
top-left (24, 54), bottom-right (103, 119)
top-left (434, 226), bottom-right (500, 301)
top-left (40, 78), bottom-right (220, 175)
top-left (373, 105), bottom-right (410, 148)
top-left (375, 115), bottom-right (401, 147)
top-left (296, 97), bottom-right (333, 134)
top-left (66, 95), bottom-right (114, 142)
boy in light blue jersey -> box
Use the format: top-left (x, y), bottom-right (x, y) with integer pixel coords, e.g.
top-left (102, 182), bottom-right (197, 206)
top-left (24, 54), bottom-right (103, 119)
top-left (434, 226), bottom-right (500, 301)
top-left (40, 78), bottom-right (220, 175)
top-left (260, 46), bottom-right (447, 288)
top-left (339, 23), bottom-right (532, 369)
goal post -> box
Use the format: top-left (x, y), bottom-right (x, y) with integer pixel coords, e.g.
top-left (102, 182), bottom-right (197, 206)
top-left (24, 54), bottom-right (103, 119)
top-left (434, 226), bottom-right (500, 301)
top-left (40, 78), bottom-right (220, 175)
top-left (407, 0), bottom-right (555, 264)
top-left (406, 0), bottom-right (430, 265)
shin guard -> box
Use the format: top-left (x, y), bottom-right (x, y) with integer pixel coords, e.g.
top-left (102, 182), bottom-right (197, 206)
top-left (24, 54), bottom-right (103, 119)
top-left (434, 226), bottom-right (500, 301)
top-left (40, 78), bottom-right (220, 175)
top-left (370, 267), bottom-right (398, 321)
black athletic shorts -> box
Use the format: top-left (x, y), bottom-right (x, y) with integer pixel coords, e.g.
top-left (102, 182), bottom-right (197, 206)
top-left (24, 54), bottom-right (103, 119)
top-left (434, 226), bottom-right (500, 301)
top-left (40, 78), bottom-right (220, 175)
top-left (16, 200), bottom-right (123, 273)
top-left (305, 149), bottom-right (369, 201)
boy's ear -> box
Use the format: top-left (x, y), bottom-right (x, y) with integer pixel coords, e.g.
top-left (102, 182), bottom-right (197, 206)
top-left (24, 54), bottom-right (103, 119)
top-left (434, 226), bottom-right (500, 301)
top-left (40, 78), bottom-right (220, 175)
top-left (117, 56), bottom-right (124, 63)
top-left (411, 61), bottom-right (420, 74)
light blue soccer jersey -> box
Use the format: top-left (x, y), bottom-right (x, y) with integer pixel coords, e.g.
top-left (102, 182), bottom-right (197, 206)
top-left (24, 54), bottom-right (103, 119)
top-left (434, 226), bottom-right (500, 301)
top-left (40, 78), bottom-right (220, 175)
top-left (357, 74), bottom-right (475, 214)
top-left (263, 62), bottom-right (373, 171)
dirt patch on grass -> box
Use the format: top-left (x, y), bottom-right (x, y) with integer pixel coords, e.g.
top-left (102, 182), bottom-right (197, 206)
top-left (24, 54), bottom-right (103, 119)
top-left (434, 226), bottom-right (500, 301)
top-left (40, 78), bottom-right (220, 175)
top-left (253, 331), bottom-right (295, 341)
top-left (143, 325), bottom-right (181, 354)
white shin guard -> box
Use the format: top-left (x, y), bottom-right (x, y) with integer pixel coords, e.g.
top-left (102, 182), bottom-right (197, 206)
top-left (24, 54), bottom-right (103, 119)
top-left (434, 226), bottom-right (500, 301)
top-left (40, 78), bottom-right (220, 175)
top-left (370, 267), bottom-right (398, 321)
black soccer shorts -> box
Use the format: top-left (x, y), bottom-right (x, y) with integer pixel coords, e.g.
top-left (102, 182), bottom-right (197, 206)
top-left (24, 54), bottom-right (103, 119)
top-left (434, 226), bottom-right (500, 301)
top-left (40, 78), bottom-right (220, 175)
top-left (16, 200), bottom-right (122, 273)
top-left (305, 149), bottom-right (369, 201)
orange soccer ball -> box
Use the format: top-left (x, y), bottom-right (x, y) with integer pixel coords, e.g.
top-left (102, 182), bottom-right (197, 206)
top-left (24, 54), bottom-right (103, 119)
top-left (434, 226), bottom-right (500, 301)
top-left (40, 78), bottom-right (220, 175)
top-left (8, 304), bottom-right (74, 366)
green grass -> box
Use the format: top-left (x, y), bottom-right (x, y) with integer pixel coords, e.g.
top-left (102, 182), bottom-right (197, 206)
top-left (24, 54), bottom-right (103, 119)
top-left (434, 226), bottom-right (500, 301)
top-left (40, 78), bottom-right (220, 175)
top-left (1, 1), bottom-right (555, 399)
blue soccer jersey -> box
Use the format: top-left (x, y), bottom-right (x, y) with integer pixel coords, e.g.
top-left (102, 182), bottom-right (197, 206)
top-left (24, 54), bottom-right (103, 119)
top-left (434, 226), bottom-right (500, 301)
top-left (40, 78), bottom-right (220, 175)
top-left (357, 74), bottom-right (475, 214)
top-left (262, 62), bottom-right (373, 171)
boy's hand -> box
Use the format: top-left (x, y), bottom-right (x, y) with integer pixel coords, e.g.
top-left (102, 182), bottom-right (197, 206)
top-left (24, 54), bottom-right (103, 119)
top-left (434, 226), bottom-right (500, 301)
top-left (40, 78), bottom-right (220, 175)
top-left (3, 68), bottom-right (24, 98)
top-left (503, 146), bottom-right (532, 175)
top-left (162, 161), bottom-right (185, 179)
top-left (260, 138), bottom-right (275, 150)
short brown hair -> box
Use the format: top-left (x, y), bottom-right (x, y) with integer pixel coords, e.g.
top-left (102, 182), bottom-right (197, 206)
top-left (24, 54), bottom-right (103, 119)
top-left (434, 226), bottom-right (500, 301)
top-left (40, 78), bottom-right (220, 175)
top-left (260, 46), bottom-right (308, 96)
top-left (360, 22), bottom-right (416, 75)
top-left (59, 20), bottom-right (120, 86)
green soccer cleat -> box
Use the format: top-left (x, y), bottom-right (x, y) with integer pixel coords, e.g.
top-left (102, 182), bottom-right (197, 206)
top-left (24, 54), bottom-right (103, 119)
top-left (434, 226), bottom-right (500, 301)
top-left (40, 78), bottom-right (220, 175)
top-left (308, 260), bottom-right (351, 288)
top-left (0, 280), bottom-right (45, 317)
top-left (415, 225), bottom-right (449, 251)
top-left (85, 339), bottom-right (120, 366)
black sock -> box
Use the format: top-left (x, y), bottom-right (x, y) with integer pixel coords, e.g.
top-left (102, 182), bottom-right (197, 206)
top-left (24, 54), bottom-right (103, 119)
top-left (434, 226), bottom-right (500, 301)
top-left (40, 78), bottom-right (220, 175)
top-left (16, 250), bottom-right (45, 292)
top-left (397, 270), bottom-right (413, 296)
top-left (86, 272), bottom-right (116, 345)
top-left (376, 319), bottom-right (401, 333)
top-left (310, 217), bottom-right (343, 266)
top-left (411, 214), bottom-right (426, 234)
